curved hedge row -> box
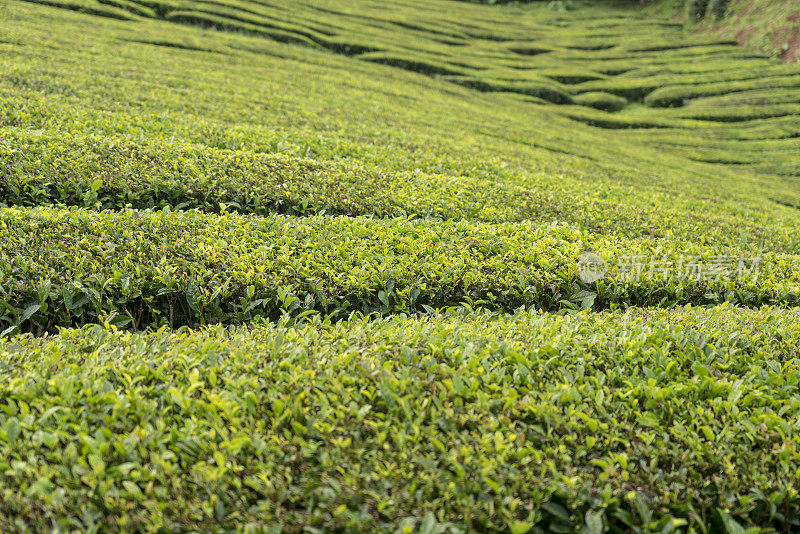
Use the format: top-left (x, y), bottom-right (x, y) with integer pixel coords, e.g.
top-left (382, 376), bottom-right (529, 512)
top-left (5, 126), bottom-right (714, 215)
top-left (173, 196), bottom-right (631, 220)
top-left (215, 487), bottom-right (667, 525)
top-left (2, 304), bottom-right (799, 531)
top-left (2, 0), bottom-right (800, 529)
top-left (3, 127), bottom-right (799, 255)
top-left (1, 206), bottom-right (799, 333)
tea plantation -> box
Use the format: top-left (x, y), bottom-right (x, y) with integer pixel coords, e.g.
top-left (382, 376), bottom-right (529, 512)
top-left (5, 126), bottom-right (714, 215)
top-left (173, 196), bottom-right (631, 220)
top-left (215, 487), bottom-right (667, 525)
top-left (1, 0), bottom-right (799, 531)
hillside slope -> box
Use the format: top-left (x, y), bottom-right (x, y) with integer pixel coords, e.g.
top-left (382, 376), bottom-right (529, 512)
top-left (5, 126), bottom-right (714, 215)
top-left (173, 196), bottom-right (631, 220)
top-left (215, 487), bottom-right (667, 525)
top-left (1, 0), bottom-right (800, 531)
top-left (647, 0), bottom-right (800, 62)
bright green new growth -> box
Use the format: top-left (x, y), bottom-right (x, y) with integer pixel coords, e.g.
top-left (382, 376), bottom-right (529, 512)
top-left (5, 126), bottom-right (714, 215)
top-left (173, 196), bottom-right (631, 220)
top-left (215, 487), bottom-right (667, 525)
top-left (1, 0), bottom-right (800, 530)
top-left (2, 206), bottom-right (800, 333)
top-left (2, 305), bottom-right (800, 531)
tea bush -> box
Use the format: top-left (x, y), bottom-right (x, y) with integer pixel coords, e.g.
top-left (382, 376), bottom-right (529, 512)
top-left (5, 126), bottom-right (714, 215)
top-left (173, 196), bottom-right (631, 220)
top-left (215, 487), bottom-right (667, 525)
top-left (2, 0), bottom-right (800, 529)
top-left (2, 305), bottom-right (800, 531)
top-left (686, 0), bottom-right (710, 20)
top-left (572, 92), bottom-right (627, 112)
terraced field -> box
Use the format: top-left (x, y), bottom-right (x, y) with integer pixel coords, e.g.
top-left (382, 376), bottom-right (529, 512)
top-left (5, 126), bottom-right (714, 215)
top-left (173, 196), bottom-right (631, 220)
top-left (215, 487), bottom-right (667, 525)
top-left (1, 0), bottom-right (800, 530)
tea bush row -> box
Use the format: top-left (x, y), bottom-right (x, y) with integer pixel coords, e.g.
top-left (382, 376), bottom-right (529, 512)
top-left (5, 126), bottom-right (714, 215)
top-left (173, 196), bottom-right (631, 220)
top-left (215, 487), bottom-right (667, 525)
top-left (1, 304), bottom-right (799, 531)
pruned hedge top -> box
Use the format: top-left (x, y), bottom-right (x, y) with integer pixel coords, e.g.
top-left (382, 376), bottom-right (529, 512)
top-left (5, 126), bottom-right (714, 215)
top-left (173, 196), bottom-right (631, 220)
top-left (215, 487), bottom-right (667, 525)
top-left (1, 206), bottom-right (799, 333)
top-left (2, 304), bottom-right (800, 531)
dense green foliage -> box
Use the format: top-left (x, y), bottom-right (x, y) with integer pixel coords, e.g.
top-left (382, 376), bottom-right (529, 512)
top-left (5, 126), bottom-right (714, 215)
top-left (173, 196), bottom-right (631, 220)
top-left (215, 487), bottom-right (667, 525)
top-left (2, 206), bottom-right (799, 335)
top-left (705, 0), bottom-right (730, 21)
top-left (1, 0), bottom-right (800, 530)
top-left (2, 305), bottom-right (800, 532)
top-left (686, 0), bottom-right (711, 20)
